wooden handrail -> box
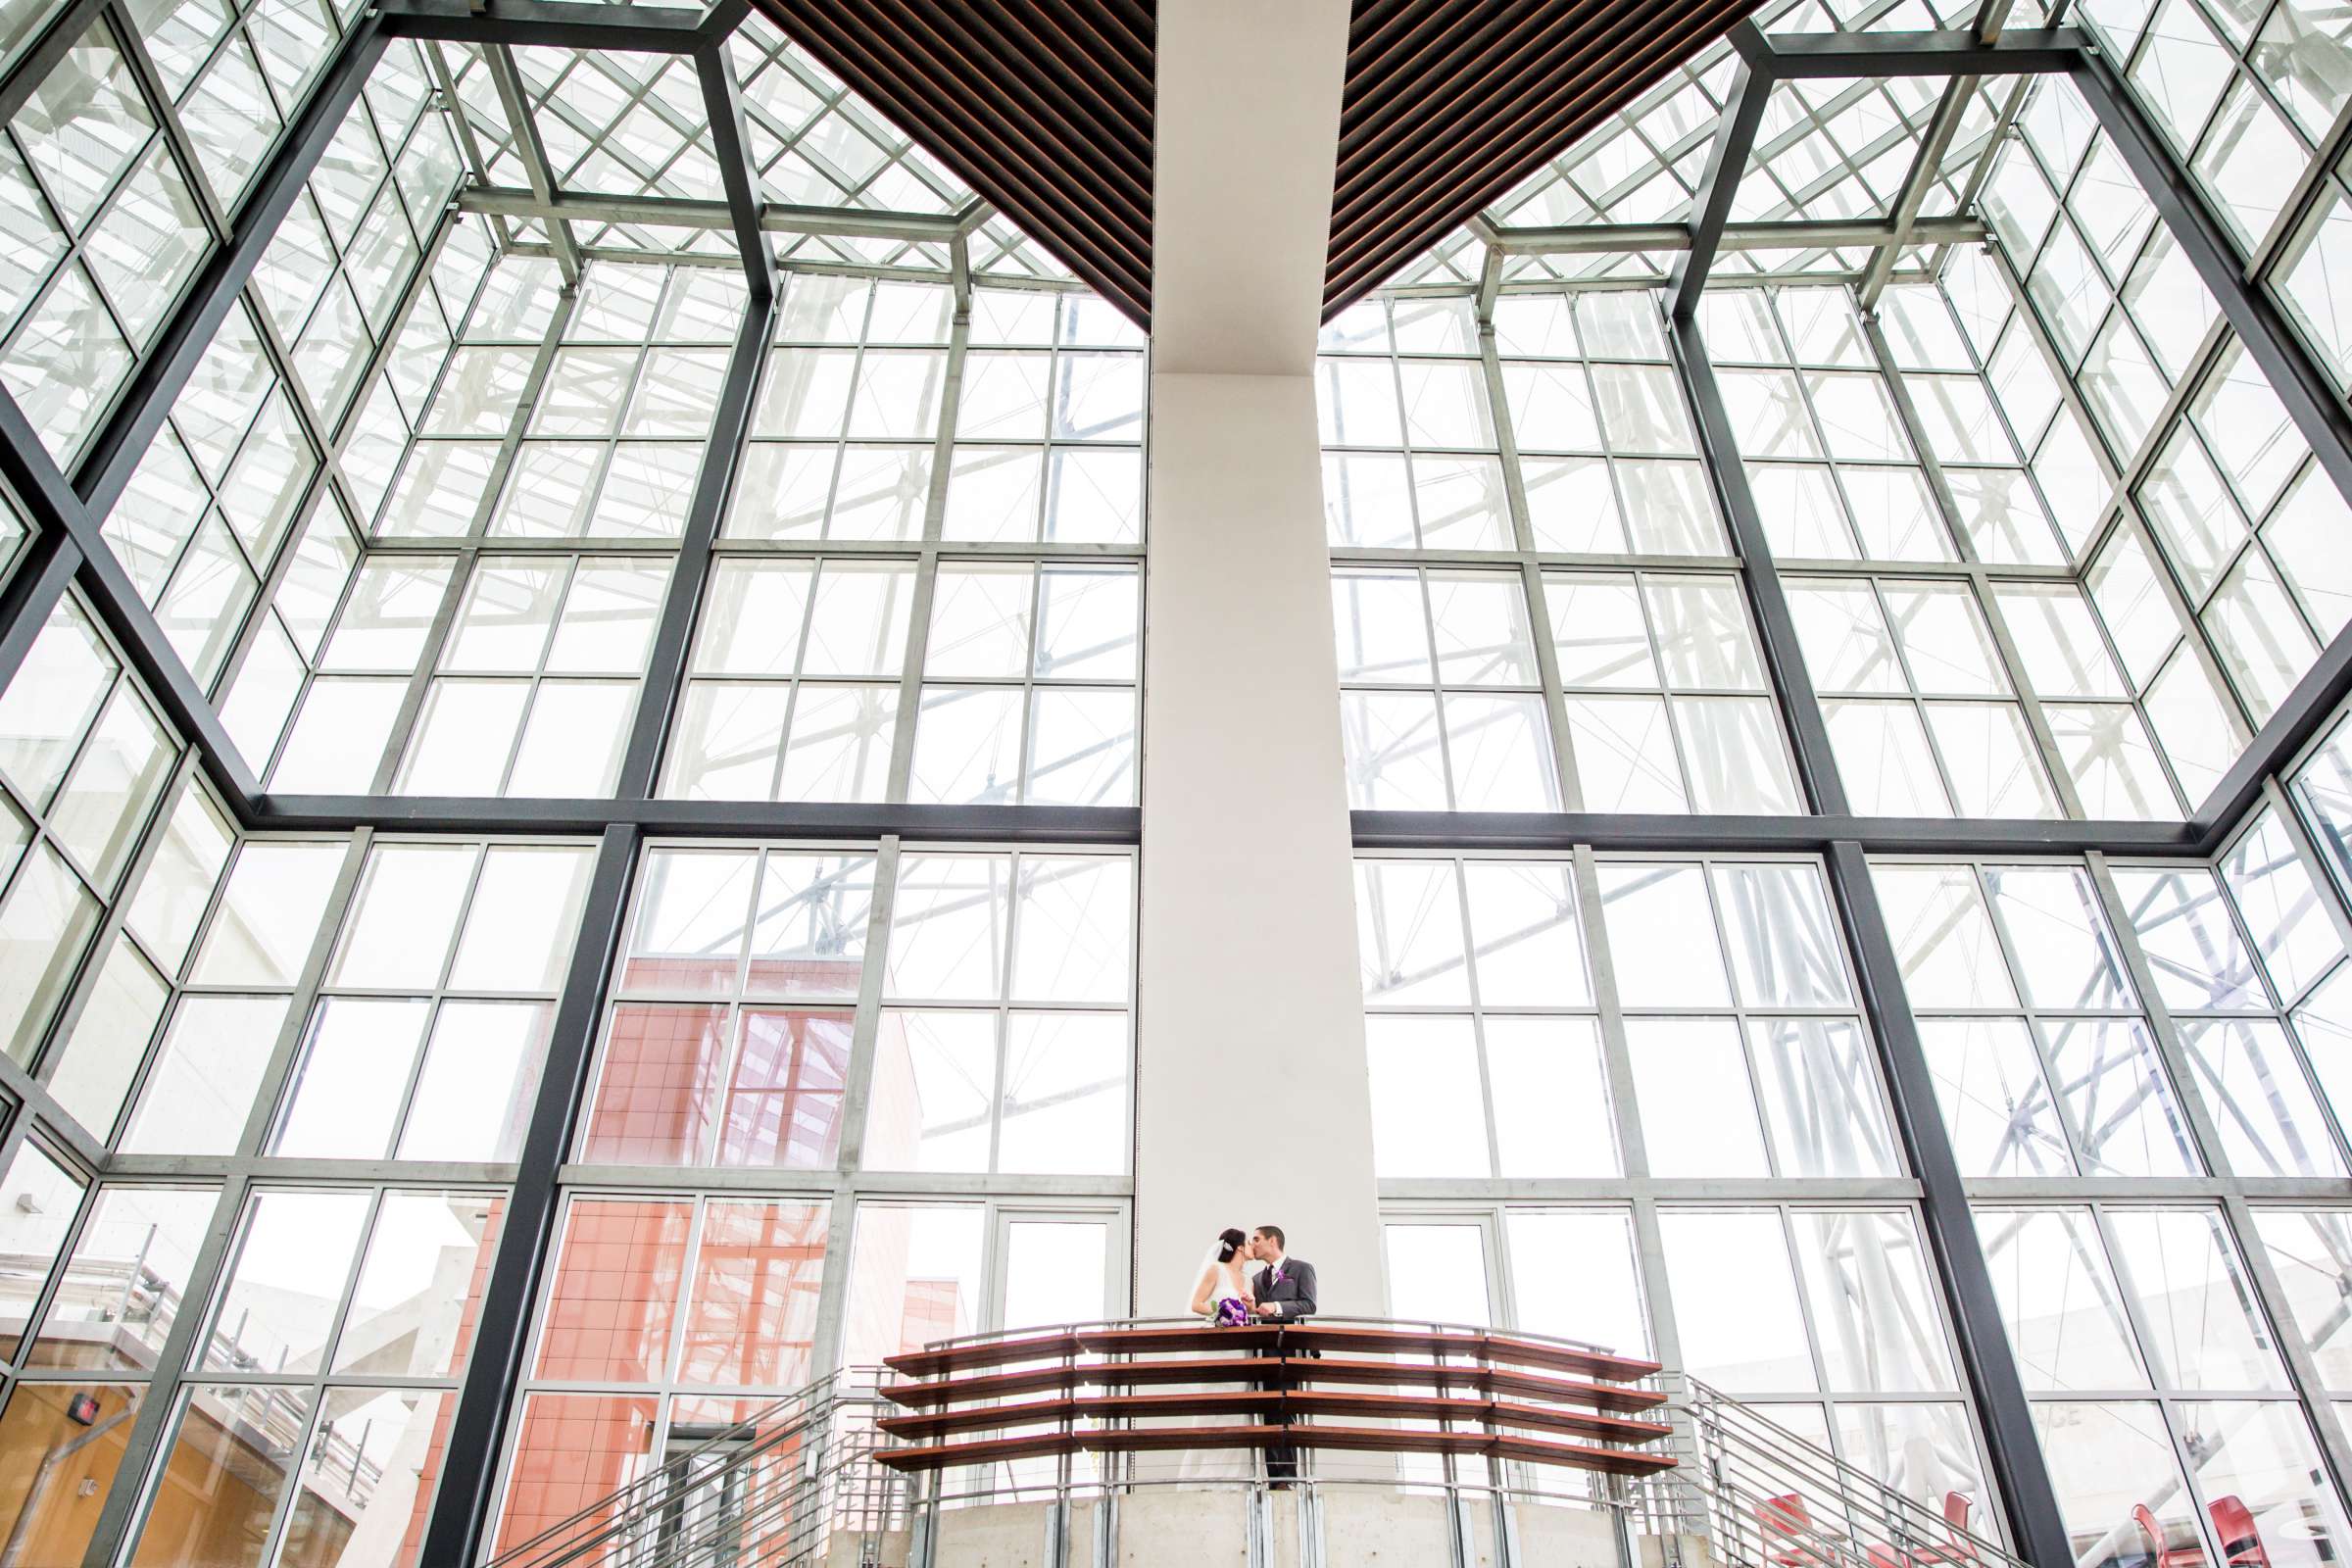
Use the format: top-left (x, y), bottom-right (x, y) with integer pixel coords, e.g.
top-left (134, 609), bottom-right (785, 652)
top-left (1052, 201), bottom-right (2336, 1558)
top-left (874, 1421), bottom-right (1680, 1475)
top-left (881, 1321), bottom-right (1663, 1384)
top-left (875, 1387), bottom-right (1676, 1445)
top-left (878, 1354), bottom-right (1670, 1414)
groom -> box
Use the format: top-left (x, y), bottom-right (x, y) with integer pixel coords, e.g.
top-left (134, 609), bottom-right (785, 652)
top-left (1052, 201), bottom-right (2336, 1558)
top-left (1248, 1225), bottom-right (1317, 1485)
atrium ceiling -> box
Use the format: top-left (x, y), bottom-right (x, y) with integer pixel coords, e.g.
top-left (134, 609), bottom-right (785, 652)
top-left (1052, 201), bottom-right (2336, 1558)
top-left (738, 0), bottom-right (1776, 326)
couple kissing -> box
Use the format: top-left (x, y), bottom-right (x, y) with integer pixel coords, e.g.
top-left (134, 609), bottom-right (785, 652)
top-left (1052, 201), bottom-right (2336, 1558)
top-left (1191, 1224), bottom-right (1317, 1327)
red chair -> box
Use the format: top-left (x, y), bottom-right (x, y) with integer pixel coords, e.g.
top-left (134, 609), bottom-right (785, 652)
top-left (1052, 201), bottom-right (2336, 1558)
top-left (2135, 1503), bottom-right (2206, 1568)
top-left (1901, 1491), bottom-right (1985, 1568)
top-left (2208, 1495), bottom-right (2270, 1568)
top-left (1758, 1493), bottom-right (1833, 1568)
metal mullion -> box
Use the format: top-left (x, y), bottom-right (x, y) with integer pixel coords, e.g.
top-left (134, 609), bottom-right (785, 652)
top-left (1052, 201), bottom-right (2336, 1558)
top-left (2075, 50), bottom-right (2352, 515)
top-left (880, 306), bottom-right (967, 805)
top-left (232, 829), bottom-right (370, 1159)
top-left (2085, 852), bottom-right (2251, 1162)
top-left (1820, 841), bottom-right (2077, 1566)
top-left (612, 285), bottom-right (772, 801)
top-left (2249, 774), bottom-right (2352, 956)
top-left (1413, 566), bottom-right (1469, 811)
top-left (322, 205), bottom-right (461, 462)
top-left (819, 834), bottom-right (896, 1178)
top-left (482, 42), bottom-right (577, 284)
top-left (106, 4), bottom-right (231, 248)
top-left (1444, 856), bottom-right (1506, 1181)
top-left (1477, 302), bottom-right (1585, 811)
top-left (654, 1191), bottom-right (712, 1397)
top-left (1695, 854), bottom-right (1787, 1176)
top-left (2220, 1186), bottom-right (2352, 1497)
top-left (1768, 1200), bottom-right (1844, 1404)
top-left (2082, 1200), bottom-right (2238, 1568)
top-left (1967, 859), bottom-right (2123, 1171)
top-left (377, 993), bottom-right (472, 1161)
top-left (424, 42), bottom-right (510, 250)
top-left (1009, 564), bottom-right (1043, 807)
top-left (1979, 230), bottom-right (2130, 495)
top-left (74, 1172), bottom-right (248, 1568)
top-left (1573, 847), bottom-right (1653, 1195)
top-left (364, 288), bottom-right (579, 795)
top-left (415, 820), bottom-right (634, 1568)
top-left (31, 747), bottom-right (203, 1102)
top-left (1862, 578), bottom-right (1977, 816)
top-left (1950, 571), bottom-right (2083, 815)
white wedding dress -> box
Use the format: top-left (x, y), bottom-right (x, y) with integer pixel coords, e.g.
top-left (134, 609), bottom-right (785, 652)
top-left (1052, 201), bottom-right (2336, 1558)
top-left (1176, 1257), bottom-right (1259, 1485)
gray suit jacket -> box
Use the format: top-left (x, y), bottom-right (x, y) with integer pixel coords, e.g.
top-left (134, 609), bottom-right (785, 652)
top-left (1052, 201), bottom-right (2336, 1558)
top-left (1255, 1256), bottom-right (1317, 1322)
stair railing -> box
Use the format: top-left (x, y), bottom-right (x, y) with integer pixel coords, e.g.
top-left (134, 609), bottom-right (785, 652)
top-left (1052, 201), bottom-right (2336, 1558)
top-left (466, 1339), bottom-right (2052, 1568)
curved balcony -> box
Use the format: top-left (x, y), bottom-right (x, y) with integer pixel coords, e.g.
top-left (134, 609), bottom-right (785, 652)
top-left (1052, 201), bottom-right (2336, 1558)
top-left (483, 1316), bottom-right (2035, 1568)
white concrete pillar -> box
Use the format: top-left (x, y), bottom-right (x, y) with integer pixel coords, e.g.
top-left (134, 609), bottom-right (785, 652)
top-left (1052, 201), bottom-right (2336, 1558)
top-left (1133, 371), bottom-right (1385, 1318)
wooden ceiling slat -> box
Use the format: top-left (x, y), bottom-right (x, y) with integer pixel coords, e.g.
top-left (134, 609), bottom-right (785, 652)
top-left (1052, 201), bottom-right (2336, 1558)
top-left (763, 0), bottom-right (1151, 319)
top-left (901, 1), bottom-right (1153, 182)
top-left (1327, 0), bottom-right (1764, 307)
top-left (893, 0), bottom-right (1152, 204)
top-left (746, 0), bottom-right (1763, 328)
top-left (1334, 0), bottom-right (1685, 230)
top-left (1030, 0), bottom-right (1157, 111)
top-left (1344, 0), bottom-right (1524, 117)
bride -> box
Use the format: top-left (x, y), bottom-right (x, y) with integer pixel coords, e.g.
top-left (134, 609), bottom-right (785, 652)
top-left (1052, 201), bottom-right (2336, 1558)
top-left (1191, 1227), bottom-right (1257, 1326)
top-left (1175, 1228), bottom-right (1259, 1484)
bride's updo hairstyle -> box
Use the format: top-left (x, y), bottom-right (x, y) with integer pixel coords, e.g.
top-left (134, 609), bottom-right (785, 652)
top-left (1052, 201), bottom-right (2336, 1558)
top-left (1216, 1227), bottom-right (1247, 1261)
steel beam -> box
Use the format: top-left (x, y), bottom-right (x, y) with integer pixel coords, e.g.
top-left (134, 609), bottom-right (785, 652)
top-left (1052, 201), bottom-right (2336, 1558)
top-left (453, 185), bottom-right (972, 243)
top-left (1349, 808), bottom-right (2197, 854)
top-left (611, 285), bottom-right (775, 798)
top-left (1490, 214), bottom-right (1986, 257)
top-left (1668, 313), bottom-right (1853, 811)
top-left (2191, 611), bottom-right (2352, 840)
top-left (72, 18), bottom-right (389, 521)
top-left (375, 0), bottom-right (712, 51)
top-left (696, 39), bottom-right (773, 295)
top-left (1857, 0), bottom-right (2012, 306)
top-left (1749, 24), bottom-right (2087, 75)
top-left (413, 822), bottom-right (639, 1568)
top-left (0, 390), bottom-right (262, 804)
top-left (1666, 24), bottom-right (1769, 319)
top-left (0, 524), bottom-right (78, 691)
top-left (1823, 841), bottom-right (2079, 1568)
top-left (2072, 55), bottom-right (2352, 510)
top-left (249, 793), bottom-right (1144, 842)
top-left (482, 42), bottom-right (580, 284)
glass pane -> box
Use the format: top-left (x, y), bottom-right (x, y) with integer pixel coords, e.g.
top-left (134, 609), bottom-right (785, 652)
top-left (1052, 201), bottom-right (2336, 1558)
top-left (1505, 1210), bottom-right (1650, 1356)
top-left (334, 1191), bottom-right (503, 1379)
top-left (676, 1200), bottom-right (826, 1388)
top-left (127, 1384), bottom-right (314, 1568)
top-left (32, 1185), bottom-right (216, 1370)
top-left (202, 1189), bottom-right (370, 1375)
top-left (534, 1198), bottom-right (690, 1382)
top-left (2032, 1401), bottom-right (2195, 1568)
top-left (841, 1205), bottom-right (984, 1364)
top-left (1976, 1205), bottom-right (2146, 1391)
top-left (2107, 1208), bottom-right (2285, 1391)
top-left (1658, 1211), bottom-right (1817, 1393)
top-left (1792, 1210), bottom-right (1957, 1393)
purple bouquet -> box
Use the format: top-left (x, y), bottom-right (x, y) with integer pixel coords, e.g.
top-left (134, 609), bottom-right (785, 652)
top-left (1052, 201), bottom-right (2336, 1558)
top-left (1214, 1297), bottom-right (1252, 1327)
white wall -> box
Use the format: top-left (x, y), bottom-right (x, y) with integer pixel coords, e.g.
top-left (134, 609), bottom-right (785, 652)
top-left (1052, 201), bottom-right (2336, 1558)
top-left (1133, 371), bottom-right (1384, 1318)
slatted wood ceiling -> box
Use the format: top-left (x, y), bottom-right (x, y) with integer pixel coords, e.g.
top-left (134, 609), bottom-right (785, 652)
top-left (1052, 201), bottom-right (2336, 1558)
top-left (751, 0), bottom-right (1760, 327)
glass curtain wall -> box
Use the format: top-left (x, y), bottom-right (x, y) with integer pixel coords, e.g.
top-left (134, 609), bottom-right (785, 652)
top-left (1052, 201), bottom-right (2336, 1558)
top-left (0, 7), bottom-right (1147, 1563)
top-left (9, 0), bottom-right (2352, 1561)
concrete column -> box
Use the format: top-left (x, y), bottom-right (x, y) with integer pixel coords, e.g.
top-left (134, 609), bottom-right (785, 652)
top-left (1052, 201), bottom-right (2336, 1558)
top-left (1134, 370), bottom-right (1385, 1318)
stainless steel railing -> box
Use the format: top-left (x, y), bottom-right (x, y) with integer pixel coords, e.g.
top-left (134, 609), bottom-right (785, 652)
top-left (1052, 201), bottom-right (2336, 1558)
top-left (472, 1320), bottom-right (2044, 1568)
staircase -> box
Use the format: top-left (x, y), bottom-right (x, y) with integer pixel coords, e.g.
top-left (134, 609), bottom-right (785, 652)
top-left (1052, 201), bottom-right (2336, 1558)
top-left (476, 1342), bottom-right (2045, 1568)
